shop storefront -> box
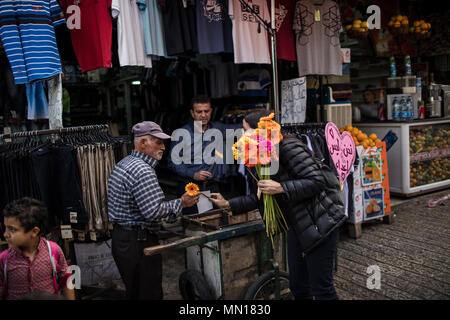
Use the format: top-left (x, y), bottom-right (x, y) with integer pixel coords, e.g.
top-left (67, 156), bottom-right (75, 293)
top-left (0, 0), bottom-right (448, 300)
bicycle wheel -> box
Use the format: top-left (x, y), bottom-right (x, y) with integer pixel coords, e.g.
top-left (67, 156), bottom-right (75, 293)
top-left (243, 271), bottom-right (293, 300)
top-left (179, 270), bottom-right (215, 300)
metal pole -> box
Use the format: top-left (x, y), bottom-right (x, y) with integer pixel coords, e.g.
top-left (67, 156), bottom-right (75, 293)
top-left (270, 0), bottom-right (280, 122)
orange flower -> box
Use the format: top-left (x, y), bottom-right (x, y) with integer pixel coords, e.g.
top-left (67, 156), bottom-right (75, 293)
top-left (257, 113), bottom-right (283, 144)
top-left (185, 182), bottom-right (199, 196)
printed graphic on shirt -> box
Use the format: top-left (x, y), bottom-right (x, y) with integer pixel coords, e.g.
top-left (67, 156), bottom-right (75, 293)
top-left (202, 0), bottom-right (226, 22)
top-left (275, 4), bottom-right (287, 32)
top-left (294, 2), bottom-right (314, 45)
top-left (322, 4), bottom-right (341, 46)
top-left (240, 2), bottom-right (262, 23)
top-left (294, 2), bottom-right (340, 47)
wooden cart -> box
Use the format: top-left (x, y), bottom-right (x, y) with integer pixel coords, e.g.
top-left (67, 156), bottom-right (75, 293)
top-left (144, 209), bottom-right (293, 300)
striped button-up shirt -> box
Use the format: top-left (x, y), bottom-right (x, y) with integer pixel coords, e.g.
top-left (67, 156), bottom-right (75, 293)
top-left (107, 150), bottom-right (182, 228)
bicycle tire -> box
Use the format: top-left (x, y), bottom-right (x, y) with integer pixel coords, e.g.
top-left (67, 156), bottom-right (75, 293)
top-left (243, 271), bottom-right (292, 300)
top-left (179, 269), bottom-right (215, 300)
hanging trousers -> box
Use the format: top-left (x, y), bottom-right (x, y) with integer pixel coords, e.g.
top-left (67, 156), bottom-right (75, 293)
top-left (111, 225), bottom-right (163, 300)
top-left (287, 228), bottom-right (339, 300)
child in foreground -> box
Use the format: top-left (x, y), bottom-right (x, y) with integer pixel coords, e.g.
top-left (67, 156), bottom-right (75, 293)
top-left (0, 198), bottom-right (75, 300)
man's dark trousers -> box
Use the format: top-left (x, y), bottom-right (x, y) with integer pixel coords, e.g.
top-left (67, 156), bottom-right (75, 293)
top-left (111, 225), bottom-right (163, 300)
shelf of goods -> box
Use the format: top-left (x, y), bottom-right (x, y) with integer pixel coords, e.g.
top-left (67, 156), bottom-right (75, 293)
top-left (357, 119), bottom-right (450, 197)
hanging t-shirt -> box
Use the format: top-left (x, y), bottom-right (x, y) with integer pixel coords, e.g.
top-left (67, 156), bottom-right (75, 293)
top-left (137, 0), bottom-right (167, 57)
top-left (59, 0), bottom-right (113, 73)
top-left (267, 0), bottom-right (296, 61)
top-left (111, 0), bottom-right (152, 68)
top-left (195, 0), bottom-right (233, 54)
top-left (237, 68), bottom-right (271, 97)
top-left (228, 0), bottom-right (271, 64)
top-left (0, 0), bottom-right (66, 84)
top-left (160, 0), bottom-right (198, 56)
top-left (293, 0), bottom-right (342, 76)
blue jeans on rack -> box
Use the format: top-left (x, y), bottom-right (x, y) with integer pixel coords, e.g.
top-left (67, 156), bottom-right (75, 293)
top-left (287, 228), bottom-right (339, 300)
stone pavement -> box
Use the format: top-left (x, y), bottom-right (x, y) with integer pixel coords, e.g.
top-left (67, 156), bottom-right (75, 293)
top-left (334, 189), bottom-right (450, 300)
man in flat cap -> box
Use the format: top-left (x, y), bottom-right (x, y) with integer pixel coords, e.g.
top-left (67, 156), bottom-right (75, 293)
top-left (107, 121), bottom-right (199, 300)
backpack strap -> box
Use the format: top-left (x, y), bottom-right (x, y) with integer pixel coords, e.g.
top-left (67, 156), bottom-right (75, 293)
top-left (46, 240), bottom-right (60, 294)
top-left (0, 249), bottom-right (10, 299)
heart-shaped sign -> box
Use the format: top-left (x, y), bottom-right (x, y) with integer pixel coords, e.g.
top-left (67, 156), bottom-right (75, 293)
top-left (325, 122), bottom-right (356, 184)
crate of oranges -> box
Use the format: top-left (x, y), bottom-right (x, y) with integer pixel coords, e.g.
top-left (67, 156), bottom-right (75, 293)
top-left (340, 125), bottom-right (381, 149)
top-left (388, 14), bottom-right (409, 35)
top-left (345, 20), bottom-right (369, 39)
top-left (409, 20), bottom-right (431, 39)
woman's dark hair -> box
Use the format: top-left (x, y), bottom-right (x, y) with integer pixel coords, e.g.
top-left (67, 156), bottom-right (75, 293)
top-left (244, 109), bottom-right (272, 129)
top-left (3, 197), bottom-right (48, 235)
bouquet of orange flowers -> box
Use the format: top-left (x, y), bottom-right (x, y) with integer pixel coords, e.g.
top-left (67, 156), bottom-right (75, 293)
top-left (232, 113), bottom-right (288, 244)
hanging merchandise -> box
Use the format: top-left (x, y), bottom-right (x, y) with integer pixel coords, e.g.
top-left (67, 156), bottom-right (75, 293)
top-left (0, 126), bottom-right (130, 233)
top-left (228, 0), bottom-right (271, 64)
top-left (267, 0), bottom-right (296, 61)
top-left (0, 0), bottom-right (66, 84)
top-left (47, 73), bottom-right (63, 129)
top-left (111, 0), bottom-right (152, 68)
top-left (293, 0), bottom-right (342, 76)
top-left (160, 0), bottom-right (198, 56)
top-left (237, 67), bottom-right (271, 97)
top-left (195, 0), bottom-right (233, 54)
top-left (59, 0), bottom-right (113, 72)
top-left (137, 0), bottom-right (168, 57)
top-left (26, 81), bottom-right (49, 120)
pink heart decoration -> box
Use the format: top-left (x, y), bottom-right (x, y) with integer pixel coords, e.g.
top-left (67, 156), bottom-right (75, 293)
top-left (325, 122), bottom-right (356, 184)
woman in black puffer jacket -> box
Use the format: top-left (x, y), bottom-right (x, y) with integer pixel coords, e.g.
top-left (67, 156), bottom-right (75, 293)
top-left (211, 110), bottom-right (347, 300)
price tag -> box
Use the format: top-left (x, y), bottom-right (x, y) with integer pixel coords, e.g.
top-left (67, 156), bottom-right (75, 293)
top-left (90, 231), bottom-right (97, 242)
top-left (314, 9), bottom-right (321, 22)
top-left (70, 212), bottom-right (78, 224)
top-left (61, 225), bottom-right (73, 240)
top-left (77, 231), bottom-right (85, 242)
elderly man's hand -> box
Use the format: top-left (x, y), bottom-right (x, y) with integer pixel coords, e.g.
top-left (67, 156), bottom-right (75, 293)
top-left (181, 193), bottom-right (200, 208)
top-left (257, 180), bottom-right (285, 195)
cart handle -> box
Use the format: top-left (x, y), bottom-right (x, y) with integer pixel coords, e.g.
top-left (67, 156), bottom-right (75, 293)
top-left (144, 234), bottom-right (205, 256)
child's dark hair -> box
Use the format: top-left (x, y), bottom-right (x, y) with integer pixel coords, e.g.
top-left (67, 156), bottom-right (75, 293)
top-left (3, 198), bottom-right (48, 235)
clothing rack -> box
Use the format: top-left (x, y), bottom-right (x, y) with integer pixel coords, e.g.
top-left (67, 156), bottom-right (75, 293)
top-left (0, 124), bottom-right (109, 141)
top-left (281, 122), bottom-right (327, 128)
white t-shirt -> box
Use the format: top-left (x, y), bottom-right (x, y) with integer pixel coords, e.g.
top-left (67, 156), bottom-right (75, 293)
top-left (228, 0), bottom-right (271, 64)
top-left (112, 0), bottom-right (152, 68)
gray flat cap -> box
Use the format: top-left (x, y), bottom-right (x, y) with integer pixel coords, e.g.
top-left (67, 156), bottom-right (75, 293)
top-left (132, 121), bottom-right (171, 139)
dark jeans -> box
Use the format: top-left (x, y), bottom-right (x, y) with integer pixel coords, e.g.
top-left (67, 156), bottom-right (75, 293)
top-left (111, 225), bottom-right (163, 300)
top-left (52, 146), bottom-right (87, 228)
top-left (287, 228), bottom-right (339, 300)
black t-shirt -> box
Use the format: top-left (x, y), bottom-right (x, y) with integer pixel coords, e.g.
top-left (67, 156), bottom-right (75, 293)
top-left (161, 0), bottom-right (198, 56)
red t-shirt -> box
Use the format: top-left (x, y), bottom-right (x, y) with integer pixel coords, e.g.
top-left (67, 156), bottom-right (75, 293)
top-left (59, 0), bottom-right (112, 72)
top-left (267, 0), bottom-right (296, 61)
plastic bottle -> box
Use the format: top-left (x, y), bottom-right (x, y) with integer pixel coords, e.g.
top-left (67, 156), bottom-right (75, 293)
top-left (390, 56), bottom-right (397, 77)
top-left (392, 97), bottom-right (400, 121)
top-left (406, 96), bottom-right (413, 121)
top-left (399, 96), bottom-right (407, 121)
top-left (405, 56), bottom-right (412, 76)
